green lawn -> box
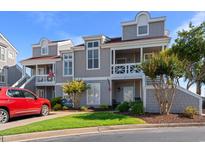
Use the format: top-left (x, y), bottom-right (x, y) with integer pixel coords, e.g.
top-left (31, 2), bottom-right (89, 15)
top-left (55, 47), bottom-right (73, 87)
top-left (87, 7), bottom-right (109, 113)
top-left (0, 112), bottom-right (145, 136)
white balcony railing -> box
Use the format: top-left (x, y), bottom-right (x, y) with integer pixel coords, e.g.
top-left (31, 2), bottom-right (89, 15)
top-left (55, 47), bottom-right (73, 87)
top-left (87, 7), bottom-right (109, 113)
top-left (111, 63), bottom-right (142, 76)
top-left (36, 75), bottom-right (55, 84)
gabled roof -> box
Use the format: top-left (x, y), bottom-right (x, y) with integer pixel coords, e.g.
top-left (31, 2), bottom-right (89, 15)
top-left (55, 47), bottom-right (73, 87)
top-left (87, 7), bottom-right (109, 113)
top-left (32, 38), bottom-right (71, 45)
top-left (74, 35), bottom-right (170, 47)
top-left (0, 32), bottom-right (19, 54)
top-left (21, 55), bottom-right (60, 62)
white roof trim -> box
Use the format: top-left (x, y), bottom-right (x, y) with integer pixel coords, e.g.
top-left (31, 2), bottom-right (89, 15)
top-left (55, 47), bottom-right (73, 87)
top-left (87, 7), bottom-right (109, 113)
top-left (121, 12), bottom-right (166, 26)
top-left (0, 33), bottom-right (19, 54)
top-left (72, 37), bottom-right (170, 51)
top-left (101, 37), bottom-right (170, 49)
top-left (20, 58), bottom-right (60, 66)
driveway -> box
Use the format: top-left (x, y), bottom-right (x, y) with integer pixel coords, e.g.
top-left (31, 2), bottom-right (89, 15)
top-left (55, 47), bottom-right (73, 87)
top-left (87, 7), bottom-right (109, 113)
top-left (0, 111), bottom-right (85, 131)
top-left (31, 126), bottom-right (205, 142)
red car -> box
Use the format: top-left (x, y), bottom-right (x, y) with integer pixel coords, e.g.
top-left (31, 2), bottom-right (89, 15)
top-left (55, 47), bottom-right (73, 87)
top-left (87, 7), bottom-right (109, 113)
top-left (0, 87), bottom-right (51, 124)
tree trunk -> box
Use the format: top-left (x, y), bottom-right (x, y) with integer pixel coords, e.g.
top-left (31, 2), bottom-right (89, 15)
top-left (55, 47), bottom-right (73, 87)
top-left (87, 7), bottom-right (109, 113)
top-left (196, 81), bottom-right (202, 95)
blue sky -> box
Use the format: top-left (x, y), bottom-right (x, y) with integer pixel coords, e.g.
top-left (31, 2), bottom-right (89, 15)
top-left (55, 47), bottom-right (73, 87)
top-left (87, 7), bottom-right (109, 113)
top-left (0, 11), bottom-right (205, 95)
top-left (1, 11), bottom-right (204, 61)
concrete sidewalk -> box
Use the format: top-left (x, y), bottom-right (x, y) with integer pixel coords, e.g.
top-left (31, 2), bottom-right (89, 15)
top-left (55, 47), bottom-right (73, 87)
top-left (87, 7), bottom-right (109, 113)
top-left (0, 111), bottom-right (86, 131)
top-left (1, 122), bottom-right (205, 142)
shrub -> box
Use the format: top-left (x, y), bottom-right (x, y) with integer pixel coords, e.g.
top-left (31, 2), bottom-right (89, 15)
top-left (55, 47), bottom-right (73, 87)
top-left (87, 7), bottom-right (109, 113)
top-left (130, 102), bottom-right (144, 115)
top-left (100, 104), bottom-right (109, 110)
top-left (62, 80), bottom-right (89, 108)
top-left (116, 102), bottom-right (129, 112)
top-left (53, 104), bottom-right (62, 111)
top-left (62, 106), bottom-right (69, 110)
top-left (80, 106), bottom-right (88, 111)
top-left (184, 106), bottom-right (198, 119)
top-left (129, 100), bottom-right (143, 107)
top-left (51, 97), bottom-right (62, 108)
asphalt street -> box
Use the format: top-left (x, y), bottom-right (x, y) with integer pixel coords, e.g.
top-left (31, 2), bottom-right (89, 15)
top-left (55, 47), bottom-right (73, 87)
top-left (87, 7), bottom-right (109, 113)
top-left (30, 126), bottom-right (205, 142)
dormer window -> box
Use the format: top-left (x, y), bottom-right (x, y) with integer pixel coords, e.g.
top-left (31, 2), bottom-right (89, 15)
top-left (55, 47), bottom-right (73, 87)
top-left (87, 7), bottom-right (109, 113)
top-left (136, 12), bottom-right (149, 36)
top-left (138, 25), bottom-right (148, 36)
top-left (40, 39), bottom-right (49, 55)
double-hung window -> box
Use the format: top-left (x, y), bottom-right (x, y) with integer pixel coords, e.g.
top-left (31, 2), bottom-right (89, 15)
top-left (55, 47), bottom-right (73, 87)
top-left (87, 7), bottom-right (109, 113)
top-left (41, 40), bottom-right (49, 55)
top-left (137, 25), bottom-right (149, 36)
top-left (0, 46), bottom-right (6, 61)
top-left (144, 53), bottom-right (153, 61)
top-left (86, 41), bottom-right (100, 70)
top-left (63, 53), bottom-right (73, 76)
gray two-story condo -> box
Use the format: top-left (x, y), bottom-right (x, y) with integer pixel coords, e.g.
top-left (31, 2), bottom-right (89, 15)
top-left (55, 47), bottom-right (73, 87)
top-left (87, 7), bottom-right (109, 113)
top-left (0, 33), bottom-right (22, 87)
top-left (18, 12), bottom-right (203, 114)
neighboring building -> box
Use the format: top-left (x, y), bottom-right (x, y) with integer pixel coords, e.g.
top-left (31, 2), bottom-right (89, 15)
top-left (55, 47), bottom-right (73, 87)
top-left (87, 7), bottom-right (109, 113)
top-left (0, 33), bottom-right (22, 87)
top-left (19, 12), bottom-right (203, 114)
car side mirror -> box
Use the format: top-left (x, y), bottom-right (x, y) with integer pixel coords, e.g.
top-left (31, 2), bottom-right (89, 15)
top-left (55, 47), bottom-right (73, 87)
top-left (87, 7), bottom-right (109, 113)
top-left (34, 96), bottom-right (38, 100)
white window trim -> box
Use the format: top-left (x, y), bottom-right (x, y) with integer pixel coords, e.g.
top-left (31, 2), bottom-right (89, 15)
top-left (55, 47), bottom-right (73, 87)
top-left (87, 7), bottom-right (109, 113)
top-left (137, 24), bottom-right (149, 37)
top-left (86, 40), bottom-right (100, 70)
top-left (8, 51), bottom-right (15, 59)
top-left (41, 46), bottom-right (49, 55)
top-left (63, 52), bottom-right (74, 77)
top-left (86, 83), bottom-right (101, 105)
top-left (144, 52), bottom-right (153, 61)
top-left (40, 39), bottom-right (49, 56)
top-left (0, 46), bottom-right (6, 62)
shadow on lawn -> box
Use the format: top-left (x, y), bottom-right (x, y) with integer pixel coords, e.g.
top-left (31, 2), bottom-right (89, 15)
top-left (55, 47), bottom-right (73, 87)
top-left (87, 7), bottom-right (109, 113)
top-left (73, 112), bottom-right (128, 121)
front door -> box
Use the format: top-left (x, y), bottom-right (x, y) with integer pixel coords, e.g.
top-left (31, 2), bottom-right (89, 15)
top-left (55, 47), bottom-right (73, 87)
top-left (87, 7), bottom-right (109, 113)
top-left (123, 86), bottom-right (134, 102)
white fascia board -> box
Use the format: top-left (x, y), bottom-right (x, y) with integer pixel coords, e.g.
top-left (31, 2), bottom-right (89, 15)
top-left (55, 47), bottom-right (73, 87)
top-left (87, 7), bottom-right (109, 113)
top-left (0, 33), bottom-right (19, 54)
top-left (32, 42), bottom-right (58, 48)
top-left (20, 58), bottom-right (60, 66)
top-left (73, 46), bottom-right (85, 51)
top-left (121, 17), bottom-right (166, 26)
top-left (102, 37), bottom-right (170, 49)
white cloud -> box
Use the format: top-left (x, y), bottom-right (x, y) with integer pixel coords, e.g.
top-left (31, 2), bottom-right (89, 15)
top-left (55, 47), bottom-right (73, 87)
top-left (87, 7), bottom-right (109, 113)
top-left (29, 12), bottom-right (61, 29)
top-left (56, 31), bottom-right (83, 45)
top-left (170, 11), bottom-right (205, 45)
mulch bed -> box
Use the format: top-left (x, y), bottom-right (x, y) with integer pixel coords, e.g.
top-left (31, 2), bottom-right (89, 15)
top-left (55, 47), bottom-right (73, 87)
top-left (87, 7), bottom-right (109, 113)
top-left (120, 112), bottom-right (205, 124)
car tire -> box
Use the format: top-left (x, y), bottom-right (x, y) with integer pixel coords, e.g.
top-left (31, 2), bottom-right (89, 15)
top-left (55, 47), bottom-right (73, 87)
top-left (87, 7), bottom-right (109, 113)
top-left (0, 108), bottom-right (9, 124)
top-left (40, 105), bottom-right (49, 116)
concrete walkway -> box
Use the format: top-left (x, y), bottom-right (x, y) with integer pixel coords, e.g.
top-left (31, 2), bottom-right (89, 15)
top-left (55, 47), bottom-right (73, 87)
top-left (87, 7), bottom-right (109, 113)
top-left (0, 111), bottom-right (85, 131)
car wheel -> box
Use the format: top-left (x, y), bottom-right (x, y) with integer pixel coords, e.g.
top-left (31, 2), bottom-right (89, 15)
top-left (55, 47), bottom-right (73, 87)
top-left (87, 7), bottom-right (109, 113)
top-left (0, 108), bottom-right (9, 124)
top-left (40, 105), bottom-right (49, 116)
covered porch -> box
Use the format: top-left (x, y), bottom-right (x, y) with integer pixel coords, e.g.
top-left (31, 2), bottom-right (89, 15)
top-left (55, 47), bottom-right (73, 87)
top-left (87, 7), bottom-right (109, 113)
top-left (22, 63), bottom-right (56, 85)
top-left (111, 46), bottom-right (165, 78)
top-left (112, 79), bottom-right (144, 105)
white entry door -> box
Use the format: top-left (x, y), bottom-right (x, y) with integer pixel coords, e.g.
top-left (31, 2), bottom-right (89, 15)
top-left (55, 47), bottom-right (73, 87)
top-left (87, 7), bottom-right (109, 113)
top-left (123, 86), bottom-right (134, 102)
top-left (87, 83), bottom-right (100, 105)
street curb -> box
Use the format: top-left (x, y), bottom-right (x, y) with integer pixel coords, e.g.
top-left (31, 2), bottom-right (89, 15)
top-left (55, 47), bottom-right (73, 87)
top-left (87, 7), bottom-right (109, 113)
top-left (1, 122), bottom-right (205, 142)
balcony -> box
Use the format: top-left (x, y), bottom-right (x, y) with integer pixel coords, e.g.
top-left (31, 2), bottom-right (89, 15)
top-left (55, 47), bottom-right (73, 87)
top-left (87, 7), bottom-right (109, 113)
top-left (110, 46), bottom-right (164, 79)
top-left (36, 75), bottom-right (55, 85)
top-left (111, 63), bottom-right (143, 78)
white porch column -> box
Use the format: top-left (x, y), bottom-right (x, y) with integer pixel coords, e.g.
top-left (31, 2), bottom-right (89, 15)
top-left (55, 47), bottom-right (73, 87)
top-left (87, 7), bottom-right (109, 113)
top-left (142, 75), bottom-right (146, 111)
top-left (140, 47), bottom-right (143, 63)
top-left (36, 64), bottom-right (38, 75)
top-left (162, 45), bottom-right (165, 51)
